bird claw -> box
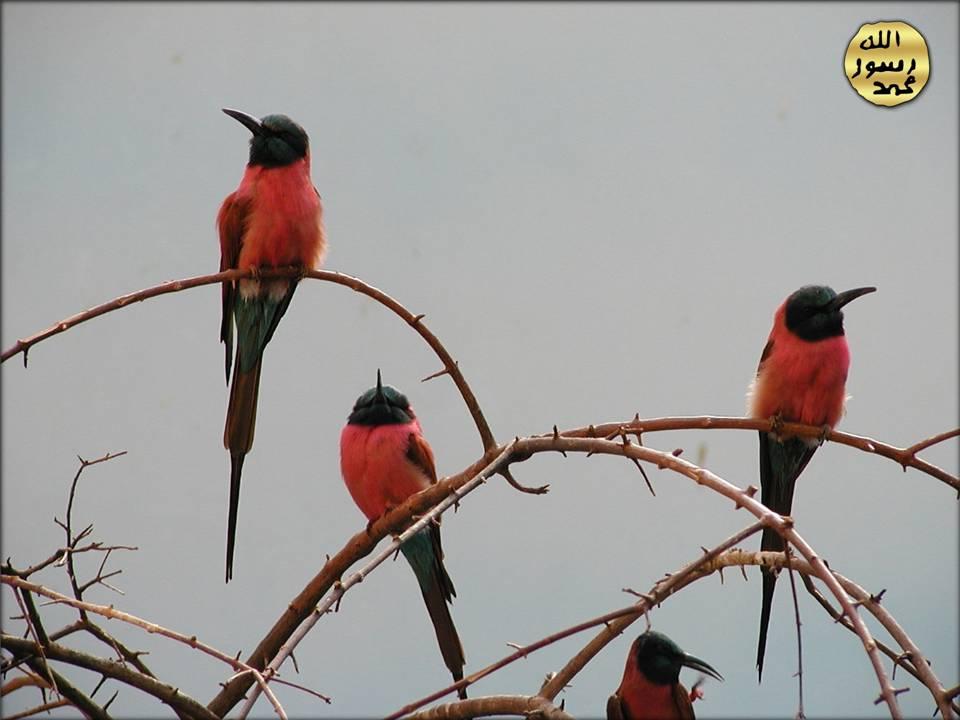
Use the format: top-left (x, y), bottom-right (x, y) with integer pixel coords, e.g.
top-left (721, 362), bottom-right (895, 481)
top-left (817, 423), bottom-right (832, 446)
top-left (769, 413), bottom-right (785, 437)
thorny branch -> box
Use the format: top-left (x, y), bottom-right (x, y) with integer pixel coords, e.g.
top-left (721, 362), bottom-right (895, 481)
top-left (0, 267), bottom-right (496, 452)
top-left (4, 271), bottom-right (955, 718)
top-left (388, 522), bottom-right (765, 719)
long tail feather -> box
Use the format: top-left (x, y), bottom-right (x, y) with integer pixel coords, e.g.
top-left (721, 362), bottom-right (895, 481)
top-left (223, 361), bottom-right (262, 582)
top-left (401, 526), bottom-right (467, 698)
top-left (756, 431), bottom-right (816, 680)
top-left (221, 281), bottom-right (295, 583)
top-left (225, 452), bottom-right (245, 582)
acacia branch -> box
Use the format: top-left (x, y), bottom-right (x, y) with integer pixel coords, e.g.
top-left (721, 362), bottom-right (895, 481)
top-left (8, 646), bottom-right (110, 720)
top-left (1, 267), bottom-right (495, 452)
top-left (0, 575), bottom-right (277, 701)
top-left (390, 522), bottom-right (763, 718)
top-left (707, 551), bottom-right (956, 719)
top-left (211, 417), bottom-right (949, 717)
top-left (3, 635), bottom-right (217, 720)
top-left (403, 695), bottom-right (574, 720)
top-left (553, 417), bottom-right (959, 492)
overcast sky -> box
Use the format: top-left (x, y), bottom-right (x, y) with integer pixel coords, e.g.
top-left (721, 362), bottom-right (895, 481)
top-left (2, 3), bottom-right (957, 718)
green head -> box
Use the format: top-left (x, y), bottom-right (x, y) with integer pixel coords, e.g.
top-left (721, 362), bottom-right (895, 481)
top-left (347, 370), bottom-right (415, 426)
top-left (632, 630), bottom-right (723, 686)
top-left (223, 108), bottom-right (309, 168)
top-left (784, 285), bottom-right (876, 342)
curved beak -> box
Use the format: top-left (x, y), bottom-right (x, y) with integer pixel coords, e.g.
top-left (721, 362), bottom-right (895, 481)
top-left (830, 286), bottom-right (876, 311)
top-left (682, 652), bottom-right (723, 682)
top-left (222, 108), bottom-right (263, 136)
top-left (374, 369), bottom-right (386, 404)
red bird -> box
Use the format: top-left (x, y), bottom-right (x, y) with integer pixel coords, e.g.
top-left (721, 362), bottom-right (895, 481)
top-left (747, 284), bottom-right (875, 678)
top-left (218, 108), bottom-right (325, 582)
top-left (340, 372), bottom-right (467, 697)
top-left (607, 630), bottom-right (723, 720)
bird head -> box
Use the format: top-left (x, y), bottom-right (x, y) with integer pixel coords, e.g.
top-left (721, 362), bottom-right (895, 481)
top-left (631, 630), bottom-right (723, 686)
top-left (347, 370), bottom-right (415, 426)
top-left (223, 108), bottom-right (309, 167)
top-left (784, 285), bottom-right (876, 341)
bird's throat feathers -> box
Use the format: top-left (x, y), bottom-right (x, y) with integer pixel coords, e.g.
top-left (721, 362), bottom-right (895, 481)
top-left (233, 159), bottom-right (326, 272)
top-left (748, 311), bottom-right (852, 428)
top-left (618, 661), bottom-right (679, 719)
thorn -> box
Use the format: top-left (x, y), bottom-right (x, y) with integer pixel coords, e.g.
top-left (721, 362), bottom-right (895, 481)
top-left (740, 565), bottom-right (748, 582)
top-left (630, 458), bottom-right (655, 496)
top-left (770, 413), bottom-right (785, 436)
top-left (633, 412), bottom-right (640, 422)
top-left (588, 424), bottom-right (597, 437)
top-left (870, 589), bottom-right (887, 604)
top-left (551, 425), bottom-right (567, 457)
top-left (672, 448), bottom-right (683, 457)
top-left (421, 367), bottom-right (451, 383)
top-left (718, 566), bottom-right (725, 584)
top-left (411, 313), bottom-right (425, 324)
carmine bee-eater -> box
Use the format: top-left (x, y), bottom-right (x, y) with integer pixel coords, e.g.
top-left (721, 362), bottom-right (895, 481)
top-left (218, 108), bottom-right (325, 582)
top-left (340, 372), bottom-right (467, 697)
top-left (607, 630), bottom-right (723, 720)
top-left (747, 284), bottom-right (875, 679)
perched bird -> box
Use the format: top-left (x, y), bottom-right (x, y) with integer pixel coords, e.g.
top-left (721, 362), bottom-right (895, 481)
top-left (218, 108), bottom-right (325, 582)
top-left (747, 284), bottom-right (875, 679)
top-left (339, 372), bottom-right (467, 697)
top-left (607, 630), bottom-right (723, 720)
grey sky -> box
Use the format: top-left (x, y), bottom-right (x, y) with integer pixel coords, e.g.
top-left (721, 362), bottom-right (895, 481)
top-left (2, 3), bottom-right (957, 718)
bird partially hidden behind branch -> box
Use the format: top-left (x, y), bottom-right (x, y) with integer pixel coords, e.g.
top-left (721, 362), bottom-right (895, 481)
top-left (607, 630), bottom-right (723, 719)
top-left (339, 371), bottom-right (467, 698)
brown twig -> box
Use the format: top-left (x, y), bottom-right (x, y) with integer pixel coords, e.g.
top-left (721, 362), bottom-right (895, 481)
top-left (904, 428), bottom-right (960, 457)
top-left (551, 417), bottom-right (959, 492)
top-left (7, 645), bottom-right (110, 720)
top-left (1, 268), bottom-right (496, 452)
top-left (402, 694), bottom-right (574, 720)
top-left (1, 575), bottom-right (276, 693)
top-left (785, 549), bottom-right (805, 719)
top-left (3, 699), bottom-right (71, 720)
top-left (706, 551), bottom-right (955, 719)
top-left (4, 635), bottom-right (216, 720)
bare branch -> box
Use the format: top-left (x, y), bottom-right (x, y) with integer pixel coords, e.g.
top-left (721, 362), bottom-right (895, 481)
top-left (389, 522), bottom-right (763, 718)
top-left (403, 695), bottom-right (574, 720)
top-left (3, 635), bottom-right (216, 720)
top-left (1, 268), bottom-right (497, 452)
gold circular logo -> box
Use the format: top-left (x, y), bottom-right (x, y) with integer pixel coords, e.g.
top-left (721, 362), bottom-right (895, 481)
top-left (844, 21), bottom-right (930, 107)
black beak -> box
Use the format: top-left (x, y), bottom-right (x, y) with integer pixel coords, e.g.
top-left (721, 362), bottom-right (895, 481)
top-left (830, 286), bottom-right (876, 311)
top-left (222, 108), bottom-right (264, 136)
top-left (682, 652), bottom-right (724, 682)
top-left (374, 369), bottom-right (385, 404)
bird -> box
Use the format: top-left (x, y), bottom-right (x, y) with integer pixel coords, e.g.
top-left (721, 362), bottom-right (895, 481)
top-left (218, 108), bottom-right (326, 582)
top-left (339, 371), bottom-right (467, 698)
top-left (607, 630), bottom-right (723, 720)
top-left (747, 284), bottom-right (875, 679)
